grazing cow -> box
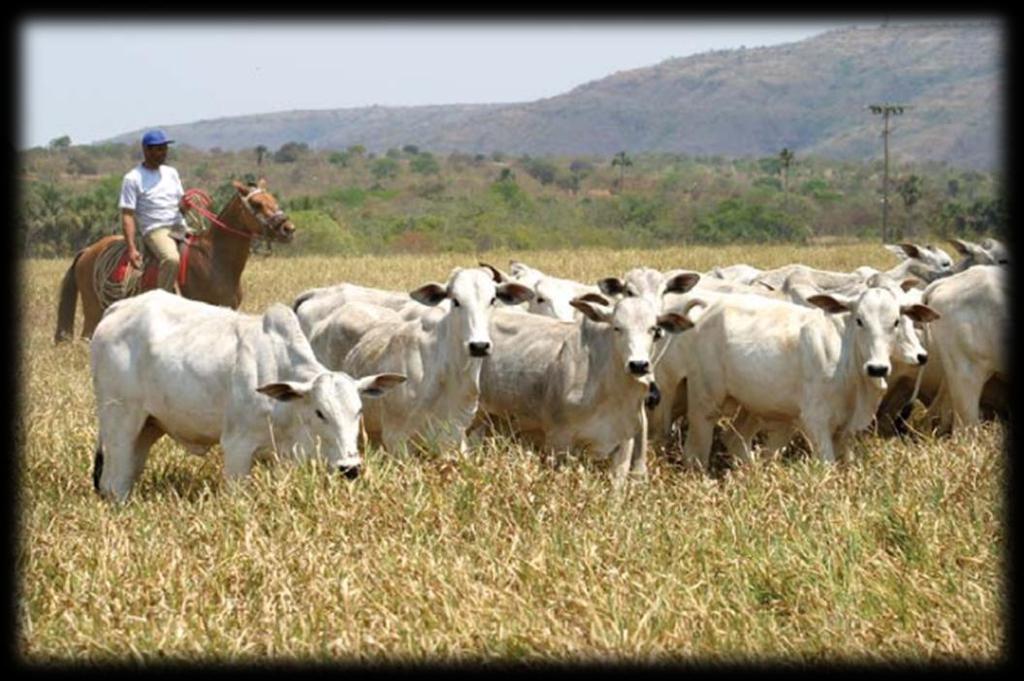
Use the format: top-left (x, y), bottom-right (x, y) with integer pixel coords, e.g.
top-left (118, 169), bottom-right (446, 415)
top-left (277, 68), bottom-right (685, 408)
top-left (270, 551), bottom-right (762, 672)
top-left (89, 291), bottom-right (405, 501)
top-left (920, 265), bottom-right (1008, 431)
top-left (478, 295), bottom-right (690, 481)
top-left (479, 261), bottom-right (602, 322)
top-left (678, 286), bottom-right (939, 471)
top-left (307, 267), bottom-right (534, 453)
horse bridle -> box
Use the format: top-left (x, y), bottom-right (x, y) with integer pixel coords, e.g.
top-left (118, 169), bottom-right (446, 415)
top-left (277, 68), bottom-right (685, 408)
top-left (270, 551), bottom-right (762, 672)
top-left (239, 187), bottom-right (292, 242)
top-left (182, 187), bottom-right (292, 243)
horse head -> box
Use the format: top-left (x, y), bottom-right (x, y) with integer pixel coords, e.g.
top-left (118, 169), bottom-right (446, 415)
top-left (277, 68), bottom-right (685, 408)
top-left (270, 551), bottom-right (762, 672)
top-left (231, 178), bottom-right (296, 243)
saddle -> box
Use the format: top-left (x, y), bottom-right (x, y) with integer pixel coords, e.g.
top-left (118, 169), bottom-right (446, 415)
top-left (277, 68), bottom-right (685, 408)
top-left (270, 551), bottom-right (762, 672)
top-left (108, 232), bottom-right (191, 291)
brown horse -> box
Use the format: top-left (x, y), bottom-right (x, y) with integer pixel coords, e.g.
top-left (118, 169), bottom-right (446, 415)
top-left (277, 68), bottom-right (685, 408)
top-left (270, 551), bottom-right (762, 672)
top-left (54, 178), bottom-right (296, 342)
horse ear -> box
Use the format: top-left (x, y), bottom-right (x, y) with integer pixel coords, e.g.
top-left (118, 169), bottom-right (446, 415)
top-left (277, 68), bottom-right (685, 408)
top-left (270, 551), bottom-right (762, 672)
top-left (257, 177), bottom-right (268, 190)
top-left (232, 180), bottom-right (248, 194)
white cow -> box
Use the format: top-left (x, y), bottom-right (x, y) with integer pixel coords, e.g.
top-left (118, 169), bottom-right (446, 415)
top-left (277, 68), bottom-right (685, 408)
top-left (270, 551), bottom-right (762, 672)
top-left (292, 282), bottom-right (415, 337)
top-left (678, 286), bottom-right (939, 471)
top-left (478, 295), bottom-right (690, 481)
top-left (920, 265), bottom-right (1008, 430)
top-left (89, 291), bottom-right (406, 501)
top-left (481, 260), bottom-right (601, 321)
top-left (705, 264), bottom-right (764, 286)
top-left (307, 267), bottom-right (534, 453)
top-left (946, 237), bottom-right (1006, 272)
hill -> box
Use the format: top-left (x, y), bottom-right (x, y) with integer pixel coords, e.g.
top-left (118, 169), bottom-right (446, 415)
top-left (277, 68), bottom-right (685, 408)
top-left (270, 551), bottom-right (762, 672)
top-left (105, 22), bottom-right (1000, 170)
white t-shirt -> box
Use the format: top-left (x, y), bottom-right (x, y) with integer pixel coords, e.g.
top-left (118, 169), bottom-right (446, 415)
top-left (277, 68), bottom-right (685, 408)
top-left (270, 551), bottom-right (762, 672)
top-left (118, 164), bottom-right (186, 234)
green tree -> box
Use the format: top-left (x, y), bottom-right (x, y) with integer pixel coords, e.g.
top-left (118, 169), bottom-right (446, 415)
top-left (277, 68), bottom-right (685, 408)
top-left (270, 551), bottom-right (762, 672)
top-left (897, 174), bottom-right (922, 239)
top-left (49, 135), bottom-right (71, 151)
top-left (255, 145), bottom-right (268, 168)
top-left (410, 153), bottom-right (440, 175)
top-left (273, 141), bottom-right (309, 163)
top-left (611, 151), bottom-right (633, 193)
top-left (371, 157), bottom-right (400, 184)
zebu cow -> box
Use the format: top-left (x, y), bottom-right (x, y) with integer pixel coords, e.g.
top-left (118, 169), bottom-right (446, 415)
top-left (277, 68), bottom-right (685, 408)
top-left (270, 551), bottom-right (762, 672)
top-left (89, 291), bottom-right (406, 501)
top-left (946, 237), bottom-right (1007, 272)
top-left (292, 282), bottom-right (414, 337)
top-left (646, 278), bottom-right (783, 447)
top-left (705, 263), bottom-right (764, 286)
top-left (478, 295), bottom-right (690, 481)
top-left (481, 261), bottom-right (601, 322)
top-left (306, 267), bottom-right (533, 453)
top-left (678, 286), bottom-right (939, 471)
top-left (920, 265), bottom-right (1008, 431)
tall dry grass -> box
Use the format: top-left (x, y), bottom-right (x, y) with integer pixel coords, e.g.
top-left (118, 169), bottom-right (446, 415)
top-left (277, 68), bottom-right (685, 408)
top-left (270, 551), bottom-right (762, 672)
top-left (17, 244), bottom-right (1006, 664)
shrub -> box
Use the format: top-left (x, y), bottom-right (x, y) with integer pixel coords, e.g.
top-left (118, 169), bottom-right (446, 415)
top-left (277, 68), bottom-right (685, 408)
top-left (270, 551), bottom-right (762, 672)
top-left (287, 209), bottom-right (358, 255)
top-left (693, 198), bottom-right (811, 244)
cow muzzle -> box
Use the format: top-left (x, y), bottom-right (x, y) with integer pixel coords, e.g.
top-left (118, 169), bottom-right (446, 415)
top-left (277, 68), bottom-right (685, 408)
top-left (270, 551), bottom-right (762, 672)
top-left (866, 363), bottom-right (890, 378)
top-left (468, 341), bottom-right (492, 357)
top-left (628, 360), bottom-right (651, 376)
top-left (917, 353), bottom-right (928, 365)
top-left (337, 463), bottom-right (361, 480)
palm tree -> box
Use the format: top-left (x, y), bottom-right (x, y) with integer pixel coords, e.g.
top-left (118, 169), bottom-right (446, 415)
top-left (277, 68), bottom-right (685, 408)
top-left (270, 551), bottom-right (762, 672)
top-left (779, 147), bottom-right (795, 211)
top-left (611, 151), bottom-right (633, 193)
top-left (897, 174), bottom-right (922, 240)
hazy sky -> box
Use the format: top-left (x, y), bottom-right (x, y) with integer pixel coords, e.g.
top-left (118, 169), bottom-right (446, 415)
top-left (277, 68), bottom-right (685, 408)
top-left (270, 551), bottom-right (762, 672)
top-left (20, 19), bottom-right (863, 149)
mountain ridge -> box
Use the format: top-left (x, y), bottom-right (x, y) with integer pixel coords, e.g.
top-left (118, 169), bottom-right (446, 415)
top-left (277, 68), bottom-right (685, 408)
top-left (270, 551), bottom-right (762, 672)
top-left (105, 22), bottom-right (1002, 170)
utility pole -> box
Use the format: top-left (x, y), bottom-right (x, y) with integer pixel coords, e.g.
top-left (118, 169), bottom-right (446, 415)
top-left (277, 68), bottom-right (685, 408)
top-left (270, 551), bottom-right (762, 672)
top-left (868, 103), bottom-right (909, 243)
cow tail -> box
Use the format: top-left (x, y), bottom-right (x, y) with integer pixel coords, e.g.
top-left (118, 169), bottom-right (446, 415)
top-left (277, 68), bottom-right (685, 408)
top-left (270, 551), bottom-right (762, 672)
top-left (92, 441), bottom-right (104, 493)
top-left (54, 251), bottom-right (84, 343)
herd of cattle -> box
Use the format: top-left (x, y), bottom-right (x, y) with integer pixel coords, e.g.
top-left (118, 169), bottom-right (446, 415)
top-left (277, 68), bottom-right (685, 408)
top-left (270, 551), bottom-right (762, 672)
top-left (86, 237), bottom-right (1009, 501)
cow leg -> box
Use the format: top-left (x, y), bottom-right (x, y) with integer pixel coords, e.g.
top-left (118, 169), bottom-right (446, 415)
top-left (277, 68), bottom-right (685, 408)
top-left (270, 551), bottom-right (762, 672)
top-left (949, 370), bottom-right (987, 430)
top-left (221, 430), bottom-right (261, 480)
top-left (96, 406), bottom-right (151, 501)
top-left (609, 436), bottom-right (634, 486)
top-left (682, 408), bottom-right (716, 473)
top-left (629, 408), bottom-right (649, 478)
top-left (722, 408), bottom-right (760, 466)
top-left (760, 423), bottom-right (796, 459)
top-left (802, 419), bottom-right (836, 464)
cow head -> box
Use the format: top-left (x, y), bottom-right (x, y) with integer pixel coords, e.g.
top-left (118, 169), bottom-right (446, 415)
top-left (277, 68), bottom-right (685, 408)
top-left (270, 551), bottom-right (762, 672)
top-left (571, 295), bottom-right (691, 383)
top-left (807, 287), bottom-right (939, 391)
top-left (599, 268), bottom-right (701, 308)
top-left (410, 267), bottom-right (533, 358)
top-left (257, 371), bottom-right (406, 477)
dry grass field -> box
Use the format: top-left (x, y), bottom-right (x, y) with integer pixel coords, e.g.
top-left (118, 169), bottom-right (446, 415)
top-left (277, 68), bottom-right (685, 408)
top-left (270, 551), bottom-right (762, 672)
top-left (16, 243), bottom-right (1006, 664)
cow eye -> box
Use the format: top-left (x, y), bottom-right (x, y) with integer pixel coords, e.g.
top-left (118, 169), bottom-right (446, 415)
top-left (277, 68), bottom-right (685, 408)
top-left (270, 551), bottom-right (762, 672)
top-left (856, 317), bottom-right (863, 327)
top-left (490, 297), bottom-right (497, 306)
top-left (893, 320), bottom-right (899, 328)
top-left (536, 297), bottom-right (546, 304)
top-left (652, 327), bottom-right (665, 339)
top-left (452, 299), bottom-right (461, 308)
top-left (614, 326), bottom-right (623, 333)
top-left (315, 409), bottom-right (328, 422)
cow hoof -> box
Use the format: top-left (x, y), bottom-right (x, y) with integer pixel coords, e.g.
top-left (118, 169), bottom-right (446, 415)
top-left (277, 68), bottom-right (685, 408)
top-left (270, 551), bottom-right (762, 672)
top-left (338, 465), bottom-right (361, 480)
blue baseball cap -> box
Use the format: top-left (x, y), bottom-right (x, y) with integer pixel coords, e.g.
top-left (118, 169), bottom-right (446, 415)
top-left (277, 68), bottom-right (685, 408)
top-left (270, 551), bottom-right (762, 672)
top-left (141, 129), bottom-right (174, 147)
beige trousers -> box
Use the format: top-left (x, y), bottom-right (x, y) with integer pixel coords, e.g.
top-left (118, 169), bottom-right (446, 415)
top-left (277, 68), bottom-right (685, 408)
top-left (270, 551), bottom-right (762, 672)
top-left (142, 226), bottom-right (182, 293)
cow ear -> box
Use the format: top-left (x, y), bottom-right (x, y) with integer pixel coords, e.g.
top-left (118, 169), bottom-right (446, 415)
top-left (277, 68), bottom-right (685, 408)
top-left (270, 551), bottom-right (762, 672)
top-left (900, 277), bottom-right (925, 292)
top-left (409, 283), bottom-right (448, 306)
top-left (570, 297), bottom-right (612, 323)
top-left (663, 271), bottom-right (701, 295)
top-left (257, 380), bottom-right (314, 401)
top-left (901, 304), bottom-right (941, 324)
top-left (496, 282), bottom-right (534, 305)
top-left (898, 242), bottom-right (924, 259)
top-left (597, 277), bottom-right (627, 296)
top-left (479, 262), bottom-right (508, 283)
top-left (355, 373), bottom-right (407, 398)
top-left (806, 294), bottom-right (851, 314)
top-left (946, 238), bottom-right (972, 255)
top-left (657, 312), bottom-right (693, 334)
top-left (576, 292), bottom-right (611, 306)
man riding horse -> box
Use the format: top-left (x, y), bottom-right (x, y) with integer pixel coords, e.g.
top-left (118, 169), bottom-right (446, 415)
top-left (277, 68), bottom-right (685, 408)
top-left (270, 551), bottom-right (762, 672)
top-left (120, 129), bottom-right (190, 294)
